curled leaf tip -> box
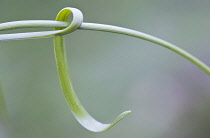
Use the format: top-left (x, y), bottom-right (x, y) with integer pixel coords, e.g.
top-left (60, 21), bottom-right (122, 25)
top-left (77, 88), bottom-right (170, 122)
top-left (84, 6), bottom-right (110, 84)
top-left (74, 110), bottom-right (131, 132)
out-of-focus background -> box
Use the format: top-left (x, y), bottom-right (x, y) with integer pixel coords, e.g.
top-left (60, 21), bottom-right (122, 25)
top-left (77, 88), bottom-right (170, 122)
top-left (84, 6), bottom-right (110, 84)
top-left (0, 0), bottom-right (210, 138)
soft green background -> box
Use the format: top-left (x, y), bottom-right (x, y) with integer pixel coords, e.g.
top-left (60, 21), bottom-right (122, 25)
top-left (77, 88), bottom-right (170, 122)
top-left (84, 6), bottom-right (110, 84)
top-left (1, 0), bottom-right (210, 138)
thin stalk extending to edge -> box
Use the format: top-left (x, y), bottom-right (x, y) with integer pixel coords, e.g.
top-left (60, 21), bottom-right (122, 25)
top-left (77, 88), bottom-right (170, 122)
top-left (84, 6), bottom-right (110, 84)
top-left (0, 20), bottom-right (209, 75)
top-left (79, 23), bottom-right (210, 76)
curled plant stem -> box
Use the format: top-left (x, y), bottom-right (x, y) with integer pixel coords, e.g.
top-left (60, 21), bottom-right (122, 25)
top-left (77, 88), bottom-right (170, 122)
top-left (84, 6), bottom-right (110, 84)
top-left (0, 7), bottom-right (210, 132)
top-left (53, 8), bottom-right (131, 132)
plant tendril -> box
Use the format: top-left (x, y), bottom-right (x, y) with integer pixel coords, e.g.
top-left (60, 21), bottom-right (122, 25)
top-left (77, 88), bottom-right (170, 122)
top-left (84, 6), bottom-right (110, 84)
top-left (53, 7), bottom-right (131, 132)
top-left (0, 7), bottom-right (210, 132)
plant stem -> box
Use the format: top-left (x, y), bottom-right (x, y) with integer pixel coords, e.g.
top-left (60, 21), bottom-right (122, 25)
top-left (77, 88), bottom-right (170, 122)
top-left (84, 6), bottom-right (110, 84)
top-left (0, 20), bottom-right (209, 76)
top-left (53, 8), bottom-right (131, 132)
top-left (79, 23), bottom-right (210, 76)
top-left (0, 7), bottom-right (209, 132)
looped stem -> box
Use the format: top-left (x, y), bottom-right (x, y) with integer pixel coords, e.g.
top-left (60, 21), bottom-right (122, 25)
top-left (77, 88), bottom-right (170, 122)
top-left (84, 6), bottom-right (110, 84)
top-left (54, 8), bottom-right (131, 132)
top-left (54, 7), bottom-right (83, 35)
top-left (0, 7), bottom-right (83, 40)
top-left (0, 6), bottom-right (210, 132)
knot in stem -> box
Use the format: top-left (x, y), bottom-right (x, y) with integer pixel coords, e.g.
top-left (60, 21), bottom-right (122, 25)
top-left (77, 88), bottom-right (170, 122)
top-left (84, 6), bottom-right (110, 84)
top-left (55, 7), bottom-right (83, 35)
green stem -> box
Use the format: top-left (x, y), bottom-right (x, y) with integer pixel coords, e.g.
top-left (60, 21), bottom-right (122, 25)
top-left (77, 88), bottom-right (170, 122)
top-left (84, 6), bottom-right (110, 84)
top-left (53, 8), bottom-right (131, 132)
top-left (0, 7), bottom-right (209, 132)
top-left (79, 23), bottom-right (210, 76)
top-left (0, 20), bottom-right (209, 76)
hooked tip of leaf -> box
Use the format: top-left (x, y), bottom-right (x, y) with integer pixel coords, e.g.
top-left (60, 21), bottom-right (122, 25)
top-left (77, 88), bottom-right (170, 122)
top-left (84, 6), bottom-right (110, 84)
top-left (114, 110), bottom-right (131, 123)
top-left (75, 110), bottom-right (132, 132)
top-left (96, 110), bottom-right (132, 132)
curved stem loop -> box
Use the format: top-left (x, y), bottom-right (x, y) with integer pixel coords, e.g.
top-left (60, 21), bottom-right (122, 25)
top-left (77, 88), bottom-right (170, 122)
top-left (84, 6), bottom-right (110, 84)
top-left (0, 7), bottom-right (209, 132)
top-left (53, 8), bottom-right (131, 132)
top-left (0, 7), bottom-right (83, 40)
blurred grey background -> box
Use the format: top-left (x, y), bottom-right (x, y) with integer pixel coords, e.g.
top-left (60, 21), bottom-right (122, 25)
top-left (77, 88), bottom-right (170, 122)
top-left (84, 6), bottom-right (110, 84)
top-left (0, 0), bottom-right (210, 138)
